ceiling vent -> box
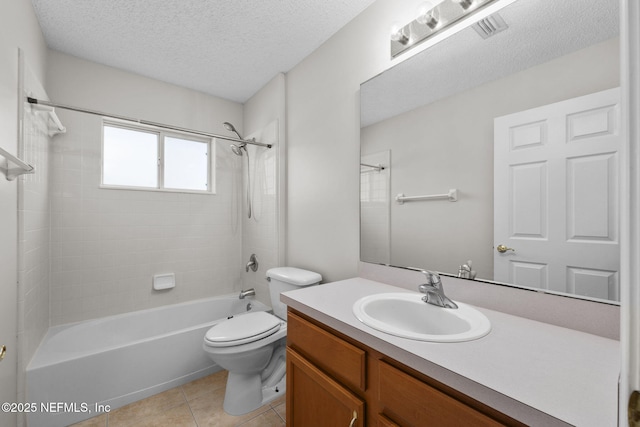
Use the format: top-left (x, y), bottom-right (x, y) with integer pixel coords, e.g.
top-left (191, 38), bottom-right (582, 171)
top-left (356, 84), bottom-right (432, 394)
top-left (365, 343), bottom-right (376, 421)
top-left (472, 13), bottom-right (508, 39)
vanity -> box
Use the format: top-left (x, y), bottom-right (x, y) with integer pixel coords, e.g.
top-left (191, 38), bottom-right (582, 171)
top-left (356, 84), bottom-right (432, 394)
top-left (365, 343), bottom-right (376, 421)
top-left (282, 278), bottom-right (619, 426)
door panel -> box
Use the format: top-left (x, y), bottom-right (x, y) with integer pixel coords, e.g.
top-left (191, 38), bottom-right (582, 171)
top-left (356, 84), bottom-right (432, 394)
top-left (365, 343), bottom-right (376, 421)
top-left (566, 153), bottom-right (617, 241)
top-left (509, 162), bottom-right (547, 238)
top-left (286, 348), bottom-right (364, 427)
top-left (495, 88), bottom-right (620, 301)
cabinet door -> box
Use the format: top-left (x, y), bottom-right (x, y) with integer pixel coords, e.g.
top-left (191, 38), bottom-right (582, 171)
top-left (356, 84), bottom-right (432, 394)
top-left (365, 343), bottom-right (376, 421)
top-left (379, 361), bottom-right (505, 427)
top-left (287, 348), bottom-right (364, 427)
top-left (288, 311), bottom-right (366, 391)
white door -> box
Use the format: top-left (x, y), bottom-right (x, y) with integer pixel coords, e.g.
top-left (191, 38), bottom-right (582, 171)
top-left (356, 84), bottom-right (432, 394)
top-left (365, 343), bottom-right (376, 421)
top-left (621, 0), bottom-right (640, 423)
top-left (494, 88), bottom-right (620, 301)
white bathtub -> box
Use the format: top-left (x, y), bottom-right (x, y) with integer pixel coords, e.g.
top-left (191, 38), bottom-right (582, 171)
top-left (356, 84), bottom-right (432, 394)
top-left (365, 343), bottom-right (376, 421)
top-left (26, 294), bottom-right (269, 427)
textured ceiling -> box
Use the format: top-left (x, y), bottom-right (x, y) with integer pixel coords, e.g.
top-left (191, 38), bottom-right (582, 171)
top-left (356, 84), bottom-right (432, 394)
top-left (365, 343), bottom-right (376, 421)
top-left (31, 0), bottom-right (377, 103)
top-left (361, 0), bottom-right (620, 127)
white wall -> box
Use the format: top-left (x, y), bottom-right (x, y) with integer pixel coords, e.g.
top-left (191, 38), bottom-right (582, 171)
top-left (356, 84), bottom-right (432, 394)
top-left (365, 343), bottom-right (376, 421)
top-left (361, 38), bottom-right (620, 280)
top-left (242, 74), bottom-right (286, 305)
top-left (45, 51), bottom-right (245, 324)
top-left (284, 1), bottom-right (623, 285)
top-left (0, 1), bottom-right (48, 424)
top-left (285, 0), bottom-right (430, 282)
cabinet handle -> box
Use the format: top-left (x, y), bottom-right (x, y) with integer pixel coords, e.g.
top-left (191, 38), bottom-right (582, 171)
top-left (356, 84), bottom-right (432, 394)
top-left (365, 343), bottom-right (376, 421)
top-left (349, 410), bottom-right (358, 427)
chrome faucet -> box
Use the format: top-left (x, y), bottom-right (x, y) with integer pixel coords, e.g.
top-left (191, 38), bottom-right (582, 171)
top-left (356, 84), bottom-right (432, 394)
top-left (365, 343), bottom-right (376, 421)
top-left (239, 288), bottom-right (255, 299)
top-left (418, 271), bottom-right (458, 309)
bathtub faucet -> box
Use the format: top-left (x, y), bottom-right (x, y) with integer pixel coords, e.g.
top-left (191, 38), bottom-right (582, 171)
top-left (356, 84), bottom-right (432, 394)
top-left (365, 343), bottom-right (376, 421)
top-left (239, 288), bottom-right (256, 299)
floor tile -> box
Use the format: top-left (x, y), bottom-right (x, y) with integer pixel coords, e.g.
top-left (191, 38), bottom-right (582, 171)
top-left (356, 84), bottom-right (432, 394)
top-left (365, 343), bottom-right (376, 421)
top-left (69, 413), bottom-right (107, 427)
top-left (181, 369), bottom-right (228, 401)
top-left (107, 387), bottom-right (186, 426)
top-left (67, 370), bottom-right (286, 427)
top-left (273, 402), bottom-right (286, 422)
top-left (237, 409), bottom-right (285, 427)
top-left (128, 403), bottom-right (196, 427)
top-left (188, 387), bottom-right (272, 427)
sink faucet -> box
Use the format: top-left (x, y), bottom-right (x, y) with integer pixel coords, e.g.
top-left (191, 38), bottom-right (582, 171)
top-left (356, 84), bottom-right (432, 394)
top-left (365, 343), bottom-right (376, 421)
top-left (239, 288), bottom-right (255, 299)
top-left (418, 271), bottom-right (458, 309)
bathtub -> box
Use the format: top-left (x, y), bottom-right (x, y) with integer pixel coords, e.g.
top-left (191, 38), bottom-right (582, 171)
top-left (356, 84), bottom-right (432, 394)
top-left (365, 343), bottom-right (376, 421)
top-left (26, 294), bottom-right (269, 427)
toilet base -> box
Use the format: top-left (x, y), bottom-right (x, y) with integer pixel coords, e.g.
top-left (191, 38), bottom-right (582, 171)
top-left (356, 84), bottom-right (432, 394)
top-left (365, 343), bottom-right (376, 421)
top-left (222, 372), bottom-right (286, 415)
top-left (222, 344), bottom-right (287, 416)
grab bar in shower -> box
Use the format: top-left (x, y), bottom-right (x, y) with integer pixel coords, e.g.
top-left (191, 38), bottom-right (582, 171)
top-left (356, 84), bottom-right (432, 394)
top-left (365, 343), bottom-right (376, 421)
top-left (0, 146), bottom-right (34, 181)
top-left (360, 163), bottom-right (385, 172)
top-left (395, 189), bottom-right (458, 204)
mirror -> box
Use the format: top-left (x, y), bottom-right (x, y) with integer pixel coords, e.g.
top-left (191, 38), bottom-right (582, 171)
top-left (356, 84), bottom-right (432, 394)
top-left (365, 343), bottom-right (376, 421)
top-left (360, 0), bottom-right (620, 303)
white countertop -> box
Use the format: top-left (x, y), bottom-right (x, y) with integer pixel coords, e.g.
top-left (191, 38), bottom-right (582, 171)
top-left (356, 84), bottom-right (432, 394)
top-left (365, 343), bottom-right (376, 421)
top-left (281, 277), bottom-right (620, 427)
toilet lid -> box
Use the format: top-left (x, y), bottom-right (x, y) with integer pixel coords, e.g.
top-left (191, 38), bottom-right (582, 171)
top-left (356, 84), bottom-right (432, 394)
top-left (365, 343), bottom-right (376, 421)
top-left (204, 311), bottom-right (282, 347)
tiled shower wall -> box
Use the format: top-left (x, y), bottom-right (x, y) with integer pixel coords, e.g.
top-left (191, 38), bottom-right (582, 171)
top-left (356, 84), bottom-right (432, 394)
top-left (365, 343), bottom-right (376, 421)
top-left (360, 150), bottom-right (390, 264)
top-left (17, 96), bottom-right (51, 405)
top-left (241, 120), bottom-right (279, 301)
top-left (48, 110), bottom-right (243, 325)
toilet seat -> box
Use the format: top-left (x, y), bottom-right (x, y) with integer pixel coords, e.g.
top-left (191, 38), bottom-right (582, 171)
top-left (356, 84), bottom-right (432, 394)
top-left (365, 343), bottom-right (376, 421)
top-left (204, 311), bottom-right (282, 348)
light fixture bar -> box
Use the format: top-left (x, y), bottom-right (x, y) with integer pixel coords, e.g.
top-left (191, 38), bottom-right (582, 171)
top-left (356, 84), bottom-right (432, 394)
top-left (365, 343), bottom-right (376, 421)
top-left (391, 0), bottom-right (498, 57)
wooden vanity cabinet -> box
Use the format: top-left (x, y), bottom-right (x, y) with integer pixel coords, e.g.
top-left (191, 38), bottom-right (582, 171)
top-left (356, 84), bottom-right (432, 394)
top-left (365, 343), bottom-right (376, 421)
top-left (287, 348), bottom-right (364, 427)
top-left (287, 311), bottom-right (365, 426)
top-left (377, 360), bottom-right (505, 427)
top-left (286, 309), bottom-right (525, 427)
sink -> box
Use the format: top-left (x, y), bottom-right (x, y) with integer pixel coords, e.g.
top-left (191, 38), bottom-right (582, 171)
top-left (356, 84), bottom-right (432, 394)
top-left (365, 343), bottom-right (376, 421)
top-left (352, 293), bottom-right (491, 342)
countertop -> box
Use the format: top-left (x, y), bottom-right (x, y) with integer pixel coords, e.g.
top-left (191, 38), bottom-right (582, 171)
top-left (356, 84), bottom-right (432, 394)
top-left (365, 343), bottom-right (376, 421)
top-left (281, 277), bottom-right (620, 427)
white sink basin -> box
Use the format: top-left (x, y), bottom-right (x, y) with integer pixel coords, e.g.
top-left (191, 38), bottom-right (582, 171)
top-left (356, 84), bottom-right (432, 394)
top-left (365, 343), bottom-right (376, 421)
top-left (352, 293), bottom-right (491, 342)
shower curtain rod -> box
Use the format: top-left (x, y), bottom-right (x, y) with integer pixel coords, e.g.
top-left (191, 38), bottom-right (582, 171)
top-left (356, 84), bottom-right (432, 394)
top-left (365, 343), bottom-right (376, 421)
top-left (26, 97), bottom-right (272, 148)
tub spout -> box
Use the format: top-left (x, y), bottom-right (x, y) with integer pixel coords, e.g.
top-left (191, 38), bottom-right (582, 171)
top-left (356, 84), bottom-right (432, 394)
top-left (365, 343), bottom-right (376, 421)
top-left (239, 288), bottom-right (255, 299)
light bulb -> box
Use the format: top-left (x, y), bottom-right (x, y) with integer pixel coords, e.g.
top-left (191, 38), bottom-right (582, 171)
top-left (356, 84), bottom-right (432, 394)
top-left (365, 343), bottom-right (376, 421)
top-left (416, 2), bottom-right (439, 29)
top-left (390, 21), bottom-right (410, 45)
top-left (452, 0), bottom-right (474, 10)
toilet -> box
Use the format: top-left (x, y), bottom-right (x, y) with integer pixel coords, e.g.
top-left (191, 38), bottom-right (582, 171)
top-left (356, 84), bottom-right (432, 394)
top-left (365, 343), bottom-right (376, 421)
top-left (202, 267), bottom-right (321, 415)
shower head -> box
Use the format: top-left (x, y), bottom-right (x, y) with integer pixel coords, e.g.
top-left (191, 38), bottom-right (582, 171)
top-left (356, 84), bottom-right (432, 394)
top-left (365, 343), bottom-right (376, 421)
top-left (223, 121), bottom-right (243, 140)
top-left (230, 143), bottom-right (246, 156)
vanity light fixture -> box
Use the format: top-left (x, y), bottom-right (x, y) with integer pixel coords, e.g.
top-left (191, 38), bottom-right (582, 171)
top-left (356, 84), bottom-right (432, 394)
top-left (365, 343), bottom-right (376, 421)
top-left (390, 0), bottom-right (500, 58)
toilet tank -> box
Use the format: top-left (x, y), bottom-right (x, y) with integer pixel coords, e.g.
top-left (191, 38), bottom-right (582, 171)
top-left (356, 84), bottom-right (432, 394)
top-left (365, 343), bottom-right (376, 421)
top-left (266, 267), bottom-right (322, 319)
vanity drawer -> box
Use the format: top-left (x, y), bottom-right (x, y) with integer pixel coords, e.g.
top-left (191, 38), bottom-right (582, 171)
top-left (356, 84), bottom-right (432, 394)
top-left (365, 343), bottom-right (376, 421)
top-left (378, 361), bottom-right (506, 427)
top-left (287, 310), bottom-right (366, 392)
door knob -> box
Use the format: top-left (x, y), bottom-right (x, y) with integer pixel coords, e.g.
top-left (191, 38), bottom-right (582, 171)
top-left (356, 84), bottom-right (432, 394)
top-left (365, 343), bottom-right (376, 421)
top-left (630, 390), bottom-right (640, 426)
top-left (496, 244), bottom-right (515, 253)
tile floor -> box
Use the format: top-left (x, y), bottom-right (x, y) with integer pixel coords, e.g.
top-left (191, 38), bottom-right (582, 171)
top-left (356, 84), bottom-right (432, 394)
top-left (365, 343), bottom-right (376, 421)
top-left (70, 370), bottom-right (286, 427)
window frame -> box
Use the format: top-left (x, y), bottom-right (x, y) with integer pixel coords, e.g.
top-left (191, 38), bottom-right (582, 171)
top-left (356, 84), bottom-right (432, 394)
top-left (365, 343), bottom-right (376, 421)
top-left (101, 120), bottom-right (215, 194)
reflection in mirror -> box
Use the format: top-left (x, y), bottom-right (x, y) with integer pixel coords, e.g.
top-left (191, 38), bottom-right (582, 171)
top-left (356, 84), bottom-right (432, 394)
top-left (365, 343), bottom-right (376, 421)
top-left (360, 0), bottom-right (620, 303)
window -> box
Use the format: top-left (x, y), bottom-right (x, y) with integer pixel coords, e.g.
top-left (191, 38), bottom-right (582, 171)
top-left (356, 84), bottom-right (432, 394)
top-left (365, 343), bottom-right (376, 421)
top-left (102, 122), bottom-right (213, 193)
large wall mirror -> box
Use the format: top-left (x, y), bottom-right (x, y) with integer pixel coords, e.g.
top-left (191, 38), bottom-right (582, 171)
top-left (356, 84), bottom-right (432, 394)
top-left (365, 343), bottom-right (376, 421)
top-left (360, 0), bottom-right (620, 303)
